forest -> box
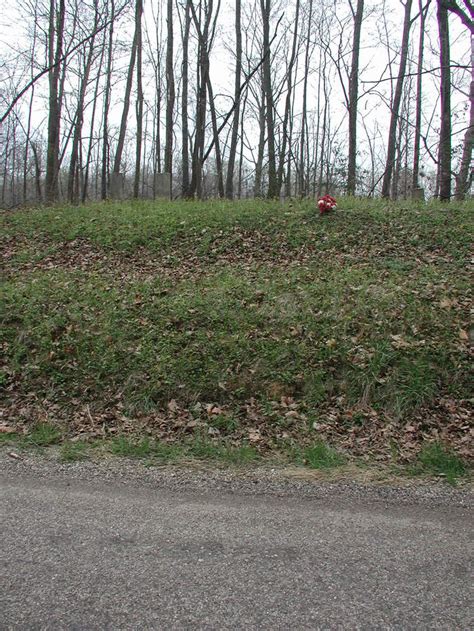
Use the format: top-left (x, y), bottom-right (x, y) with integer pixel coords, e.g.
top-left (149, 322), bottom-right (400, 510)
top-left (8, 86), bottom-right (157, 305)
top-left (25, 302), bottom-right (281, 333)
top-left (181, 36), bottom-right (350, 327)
top-left (0, 0), bottom-right (473, 208)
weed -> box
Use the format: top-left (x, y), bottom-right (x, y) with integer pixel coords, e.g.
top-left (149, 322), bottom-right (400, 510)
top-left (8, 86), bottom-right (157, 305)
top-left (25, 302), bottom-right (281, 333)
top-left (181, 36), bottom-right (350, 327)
top-left (303, 441), bottom-right (346, 469)
top-left (26, 423), bottom-right (62, 447)
top-left (60, 440), bottom-right (89, 462)
top-left (109, 437), bottom-right (154, 458)
top-left (416, 442), bottom-right (467, 484)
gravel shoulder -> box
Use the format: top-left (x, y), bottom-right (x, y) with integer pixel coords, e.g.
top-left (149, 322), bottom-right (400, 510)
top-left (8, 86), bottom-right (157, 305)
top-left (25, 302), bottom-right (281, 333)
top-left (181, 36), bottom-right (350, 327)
top-left (1, 447), bottom-right (472, 510)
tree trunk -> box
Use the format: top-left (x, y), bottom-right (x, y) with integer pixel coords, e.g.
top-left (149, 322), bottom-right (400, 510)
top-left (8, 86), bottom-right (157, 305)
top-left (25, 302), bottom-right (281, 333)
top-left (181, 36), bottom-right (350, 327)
top-left (437, 0), bottom-right (452, 201)
top-left (260, 0), bottom-right (278, 198)
top-left (412, 0), bottom-right (431, 192)
top-left (100, 0), bottom-right (115, 200)
top-left (112, 0), bottom-right (139, 177)
top-left (277, 0), bottom-right (300, 195)
top-left (381, 0), bottom-right (413, 199)
top-left (225, 0), bottom-right (242, 199)
top-left (181, 0), bottom-right (191, 197)
top-left (68, 12), bottom-right (98, 204)
top-left (347, 0), bottom-right (364, 196)
top-left (164, 0), bottom-right (175, 180)
top-left (133, 0), bottom-right (144, 198)
top-left (45, 0), bottom-right (65, 204)
top-left (454, 33), bottom-right (473, 199)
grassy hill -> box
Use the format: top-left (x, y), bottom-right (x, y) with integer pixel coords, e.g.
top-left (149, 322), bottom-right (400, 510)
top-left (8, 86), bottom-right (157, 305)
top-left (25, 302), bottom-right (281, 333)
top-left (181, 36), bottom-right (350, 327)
top-left (1, 198), bottom-right (472, 472)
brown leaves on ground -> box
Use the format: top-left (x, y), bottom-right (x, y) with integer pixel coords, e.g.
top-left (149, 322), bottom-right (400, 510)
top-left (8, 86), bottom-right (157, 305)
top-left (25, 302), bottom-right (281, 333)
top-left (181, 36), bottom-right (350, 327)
top-left (1, 392), bottom-right (472, 463)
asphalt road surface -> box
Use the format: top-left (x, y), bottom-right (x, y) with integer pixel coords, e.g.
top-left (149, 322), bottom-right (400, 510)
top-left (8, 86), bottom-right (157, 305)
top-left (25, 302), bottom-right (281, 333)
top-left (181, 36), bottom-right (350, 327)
top-left (1, 457), bottom-right (473, 630)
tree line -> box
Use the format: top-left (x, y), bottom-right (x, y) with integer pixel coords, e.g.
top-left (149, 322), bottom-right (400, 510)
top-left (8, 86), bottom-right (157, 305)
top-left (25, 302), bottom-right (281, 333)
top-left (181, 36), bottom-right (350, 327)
top-left (0, 0), bottom-right (472, 207)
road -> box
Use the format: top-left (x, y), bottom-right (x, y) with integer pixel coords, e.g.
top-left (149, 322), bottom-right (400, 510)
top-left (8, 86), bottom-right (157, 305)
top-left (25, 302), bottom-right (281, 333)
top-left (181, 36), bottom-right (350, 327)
top-left (1, 456), bottom-right (473, 630)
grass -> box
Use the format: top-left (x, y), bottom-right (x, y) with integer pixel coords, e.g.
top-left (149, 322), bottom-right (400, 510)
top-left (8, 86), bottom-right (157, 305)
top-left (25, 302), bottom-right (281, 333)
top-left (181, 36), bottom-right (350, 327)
top-left (0, 422), bottom-right (470, 483)
top-left (1, 197), bottom-right (473, 468)
top-left (302, 441), bottom-right (346, 469)
top-left (414, 442), bottom-right (468, 485)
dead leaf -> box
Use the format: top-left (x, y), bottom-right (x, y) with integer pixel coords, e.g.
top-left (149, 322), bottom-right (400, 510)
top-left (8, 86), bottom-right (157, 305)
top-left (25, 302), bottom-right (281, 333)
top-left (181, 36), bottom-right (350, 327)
top-left (459, 329), bottom-right (469, 342)
top-left (167, 399), bottom-right (179, 412)
top-left (0, 423), bottom-right (16, 434)
top-left (7, 452), bottom-right (23, 460)
top-left (248, 429), bottom-right (262, 443)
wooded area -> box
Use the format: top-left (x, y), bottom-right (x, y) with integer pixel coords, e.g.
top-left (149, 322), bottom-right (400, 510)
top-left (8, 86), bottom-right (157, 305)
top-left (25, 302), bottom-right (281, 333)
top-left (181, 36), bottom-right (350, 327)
top-left (0, 0), bottom-right (472, 206)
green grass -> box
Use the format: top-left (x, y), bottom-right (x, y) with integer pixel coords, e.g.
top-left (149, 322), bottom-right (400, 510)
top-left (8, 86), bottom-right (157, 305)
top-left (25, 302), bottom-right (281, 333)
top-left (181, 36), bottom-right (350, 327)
top-left (414, 442), bottom-right (468, 485)
top-left (25, 422), bottom-right (62, 447)
top-left (60, 440), bottom-right (89, 462)
top-left (1, 198), bottom-right (473, 465)
top-left (302, 441), bottom-right (346, 469)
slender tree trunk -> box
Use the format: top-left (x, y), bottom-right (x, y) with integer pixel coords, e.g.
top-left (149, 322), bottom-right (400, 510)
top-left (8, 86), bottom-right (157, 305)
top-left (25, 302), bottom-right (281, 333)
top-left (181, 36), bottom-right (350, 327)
top-left (181, 0), bottom-right (191, 197)
top-left (101, 0), bottom-right (115, 200)
top-left (82, 42), bottom-right (104, 203)
top-left (237, 91), bottom-right (247, 198)
top-left (412, 0), bottom-right (431, 192)
top-left (207, 78), bottom-right (225, 197)
top-left (112, 0), bottom-right (139, 176)
top-left (347, 0), bottom-right (364, 195)
top-left (437, 0), bottom-right (452, 201)
top-left (277, 0), bottom-right (300, 194)
top-left (254, 85), bottom-right (266, 197)
top-left (164, 0), bottom-right (175, 179)
top-left (299, 0), bottom-right (313, 197)
top-left (381, 0), bottom-right (413, 199)
top-left (225, 0), bottom-right (242, 199)
top-left (260, 0), bottom-right (278, 198)
top-left (45, 0), bottom-right (65, 204)
top-left (133, 0), bottom-right (144, 198)
top-left (68, 15), bottom-right (98, 204)
top-left (455, 33), bottom-right (473, 199)
top-left (23, 86), bottom-right (35, 203)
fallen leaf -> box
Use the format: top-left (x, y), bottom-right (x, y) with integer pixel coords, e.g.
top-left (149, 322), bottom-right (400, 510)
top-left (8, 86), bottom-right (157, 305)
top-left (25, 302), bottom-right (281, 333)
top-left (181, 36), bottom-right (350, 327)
top-left (7, 452), bottom-right (23, 460)
top-left (0, 424), bottom-right (16, 434)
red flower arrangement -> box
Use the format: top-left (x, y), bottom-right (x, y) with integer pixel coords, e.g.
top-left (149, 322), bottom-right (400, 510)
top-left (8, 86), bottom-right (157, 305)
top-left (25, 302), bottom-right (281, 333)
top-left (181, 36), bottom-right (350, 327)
top-left (318, 194), bottom-right (337, 215)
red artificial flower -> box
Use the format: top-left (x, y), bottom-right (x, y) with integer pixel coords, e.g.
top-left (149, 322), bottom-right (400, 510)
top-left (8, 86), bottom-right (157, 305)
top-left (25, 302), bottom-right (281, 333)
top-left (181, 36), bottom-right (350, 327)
top-left (318, 194), bottom-right (337, 215)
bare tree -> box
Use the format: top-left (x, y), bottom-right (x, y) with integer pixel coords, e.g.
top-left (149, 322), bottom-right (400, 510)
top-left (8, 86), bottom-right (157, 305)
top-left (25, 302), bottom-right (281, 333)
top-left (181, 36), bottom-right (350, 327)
top-left (164, 0), bottom-right (175, 179)
top-left (412, 0), bottom-right (432, 194)
top-left (260, 0), bottom-right (278, 198)
top-left (133, 0), bottom-right (144, 198)
top-left (225, 0), bottom-right (243, 199)
top-left (112, 0), bottom-right (140, 183)
top-left (347, 0), bottom-right (364, 195)
top-left (437, 0), bottom-right (452, 200)
top-left (45, 0), bottom-right (65, 203)
top-left (381, 0), bottom-right (413, 199)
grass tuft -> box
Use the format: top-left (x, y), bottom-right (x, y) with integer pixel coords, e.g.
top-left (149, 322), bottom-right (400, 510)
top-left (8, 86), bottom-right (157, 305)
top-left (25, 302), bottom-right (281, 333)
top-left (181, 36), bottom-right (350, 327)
top-left (416, 442), bottom-right (467, 485)
top-left (303, 441), bottom-right (346, 469)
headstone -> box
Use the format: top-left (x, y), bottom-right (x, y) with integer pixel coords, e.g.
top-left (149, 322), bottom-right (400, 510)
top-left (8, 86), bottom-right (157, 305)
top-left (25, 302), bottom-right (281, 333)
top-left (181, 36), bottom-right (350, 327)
top-left (110, 172), bottom-right (125, 199)
top-left (154, 173), bottom-right (171, 199)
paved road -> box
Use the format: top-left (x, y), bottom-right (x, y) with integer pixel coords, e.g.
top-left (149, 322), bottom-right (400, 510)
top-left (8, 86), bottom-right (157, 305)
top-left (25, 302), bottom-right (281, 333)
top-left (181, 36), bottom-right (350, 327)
top-left (1, 461), bottom-right (473, 630)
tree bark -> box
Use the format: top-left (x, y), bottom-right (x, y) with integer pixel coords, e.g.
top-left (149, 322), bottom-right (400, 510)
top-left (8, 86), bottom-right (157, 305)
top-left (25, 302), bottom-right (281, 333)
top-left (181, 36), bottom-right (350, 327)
top-left (381, 0), bottom-right (413, 199)
top-left (45, 0), bottom-right (65, 204)
top-left (225, 0), bottom-right (242, 199)
top-left (347, 0), bottom-right (364, 196)
top-left (260, 0), bottom-right (278, 198)
top-left (133, 0), bottom-right (144, 198)
top-left (112, 0), bottom-right (140, 177)
top-left (277, 0), bottom-right (300, 195)
top-left (101, 0), bottom-right (115, 200)
top-left (437, 0), bottom-right (452, 201)
top-left (164, 0), bottom-right (175, 180)
top-left (181, 0), bottom-right (191, 197)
